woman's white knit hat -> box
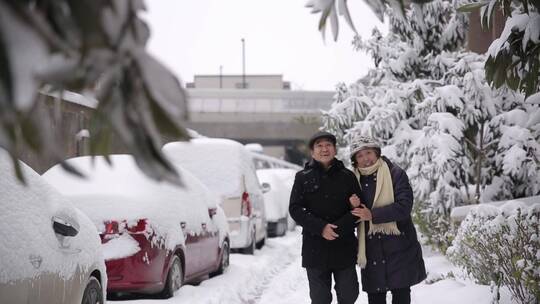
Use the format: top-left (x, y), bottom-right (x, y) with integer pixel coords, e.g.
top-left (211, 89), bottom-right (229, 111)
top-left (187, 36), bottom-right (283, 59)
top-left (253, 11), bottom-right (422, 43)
top-left (349, 135), bottom-right (381, 160)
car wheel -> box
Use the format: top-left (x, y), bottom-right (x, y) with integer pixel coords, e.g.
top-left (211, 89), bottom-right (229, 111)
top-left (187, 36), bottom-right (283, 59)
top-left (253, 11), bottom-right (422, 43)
top-left (81, 277), bottom-right (103, 304)
top-left (280, 217), bottom-right (288, 236)
top-left (242, 231), bottom-right (256, 254)
top-left (211, 241), bottom-right (230, 276)
top-left (161, 255), bottom-right (183, 299)
top-left (256, 236), bottom-right (265, 249)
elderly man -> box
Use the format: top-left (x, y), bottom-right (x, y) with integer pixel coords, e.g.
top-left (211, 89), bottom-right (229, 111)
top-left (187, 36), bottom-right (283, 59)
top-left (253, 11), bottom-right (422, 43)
top-left (349, 135), bottom-right (426, 304)
top-left (289, 131), bottom-right (361, 304)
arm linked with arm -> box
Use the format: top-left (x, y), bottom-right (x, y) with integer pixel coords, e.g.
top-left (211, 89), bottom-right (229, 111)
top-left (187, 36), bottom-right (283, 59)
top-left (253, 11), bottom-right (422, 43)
top-left (333, 173), bottom-right (362, 235)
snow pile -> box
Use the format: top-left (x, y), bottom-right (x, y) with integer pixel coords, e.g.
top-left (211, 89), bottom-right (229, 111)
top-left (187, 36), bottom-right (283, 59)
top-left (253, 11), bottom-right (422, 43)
top-left (450, 195), bottom-right (540, 222)
top-left (43, 155), bottom-right (227, 252)
top-left (0, 150), bottom-right (104, 283)
top-left (101, 233), bottom-right (141, 261)
top-left (163, 138), bottom-right (261, 198)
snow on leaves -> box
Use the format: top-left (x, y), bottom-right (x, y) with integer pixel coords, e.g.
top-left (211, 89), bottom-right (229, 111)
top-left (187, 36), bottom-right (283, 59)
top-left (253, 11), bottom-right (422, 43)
top-left (309, 0), bottom-right (540, 97)
top-left (448, 203), bottom-right (540, 304)
top-left (0, 1), bottom-right (188, 184)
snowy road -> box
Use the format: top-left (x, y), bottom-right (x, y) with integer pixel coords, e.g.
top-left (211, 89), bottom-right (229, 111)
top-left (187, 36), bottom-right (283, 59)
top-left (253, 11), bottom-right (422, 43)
top-left (111, 228), bottom-right (514, 304)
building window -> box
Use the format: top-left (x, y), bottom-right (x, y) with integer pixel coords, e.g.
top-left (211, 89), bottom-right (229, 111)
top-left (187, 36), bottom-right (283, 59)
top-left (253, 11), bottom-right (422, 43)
top-left (235, 82), bottom-right (249, 89)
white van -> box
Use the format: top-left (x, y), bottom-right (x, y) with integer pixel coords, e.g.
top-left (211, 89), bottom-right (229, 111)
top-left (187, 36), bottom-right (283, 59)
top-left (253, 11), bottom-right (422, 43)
top-left (163, 138), bottom-right (267, 254)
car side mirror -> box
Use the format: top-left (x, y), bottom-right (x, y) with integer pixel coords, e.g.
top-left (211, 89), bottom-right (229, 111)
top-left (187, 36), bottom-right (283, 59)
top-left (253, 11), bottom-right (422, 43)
top-left (52, 217), bottom-right (79, 237)
top-left (208, 207), bottom-right (217, 218)
top-left (261, 182), bottom-right (271, 193)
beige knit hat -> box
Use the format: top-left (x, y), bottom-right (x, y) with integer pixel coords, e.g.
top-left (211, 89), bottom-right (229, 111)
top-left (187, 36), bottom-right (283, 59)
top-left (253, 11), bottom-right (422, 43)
top-left (349, 135), bottom-right (381, 161)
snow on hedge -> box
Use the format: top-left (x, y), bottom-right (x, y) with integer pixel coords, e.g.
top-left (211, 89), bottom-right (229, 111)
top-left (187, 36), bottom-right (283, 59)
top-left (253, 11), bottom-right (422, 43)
top-left (0, 150), bottom-right (104, 283)
top-left (43, 155), bottom-right (227, 253)
top-left (451, 195), bottom-right (540, 222)
top-left (448, 199), bottom-right (540, 304)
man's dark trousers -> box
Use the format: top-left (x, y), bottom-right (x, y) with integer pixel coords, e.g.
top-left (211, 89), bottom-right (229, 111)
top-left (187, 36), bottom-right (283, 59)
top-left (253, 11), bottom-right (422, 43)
top-left (306, 265), bottom-right (359, 304)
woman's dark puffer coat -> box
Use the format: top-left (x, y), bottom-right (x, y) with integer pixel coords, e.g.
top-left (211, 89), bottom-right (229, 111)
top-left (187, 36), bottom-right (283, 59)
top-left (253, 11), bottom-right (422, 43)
top-left (358, 156), bottom-right (427, 293)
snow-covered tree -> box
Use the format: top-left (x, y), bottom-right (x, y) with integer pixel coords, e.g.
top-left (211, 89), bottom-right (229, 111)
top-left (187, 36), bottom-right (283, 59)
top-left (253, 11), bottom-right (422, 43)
top-left (0, 1), bottom-right (188, 184)
top-left (482, 109), bottom-right (540, 201)
top-left (320, 0), bottom-right (540, 250)
top-left (307, 0), bottom-right (540, 97)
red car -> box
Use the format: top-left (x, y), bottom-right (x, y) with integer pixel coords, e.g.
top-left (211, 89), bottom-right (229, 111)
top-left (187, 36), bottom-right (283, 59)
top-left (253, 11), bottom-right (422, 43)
top-left (43, 155), bottom-right (230, 298)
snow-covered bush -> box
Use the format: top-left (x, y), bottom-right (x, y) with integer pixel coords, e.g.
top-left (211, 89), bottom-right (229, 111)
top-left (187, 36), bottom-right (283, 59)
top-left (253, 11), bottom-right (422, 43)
top-left (413, 208), bottom-right (455, 252)
top-left (448, 205), bottom-right (540, 304)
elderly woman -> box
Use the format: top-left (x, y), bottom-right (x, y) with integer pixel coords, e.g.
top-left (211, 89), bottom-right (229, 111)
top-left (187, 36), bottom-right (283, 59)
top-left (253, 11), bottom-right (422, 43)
top-left (348, 136), bottom-right (426, 304)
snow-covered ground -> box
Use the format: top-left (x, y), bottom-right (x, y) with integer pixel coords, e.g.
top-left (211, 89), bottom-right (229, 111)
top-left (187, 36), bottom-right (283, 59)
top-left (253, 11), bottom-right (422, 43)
top-left (112, 228), bottom-right (515, 304)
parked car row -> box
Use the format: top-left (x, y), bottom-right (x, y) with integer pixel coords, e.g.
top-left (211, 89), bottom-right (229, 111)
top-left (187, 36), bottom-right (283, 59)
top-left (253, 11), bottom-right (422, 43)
top-left (43, 155), bottom-right (230, 298)
top-left (0, 137), bottom-right (300, 303)
top-left (163, 138), bottom-right (268, 254)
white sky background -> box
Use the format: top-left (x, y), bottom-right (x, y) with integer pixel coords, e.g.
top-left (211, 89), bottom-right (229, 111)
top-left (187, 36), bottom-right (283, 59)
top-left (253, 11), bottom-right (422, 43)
top-left (144, 0), bottom-right (387, 91)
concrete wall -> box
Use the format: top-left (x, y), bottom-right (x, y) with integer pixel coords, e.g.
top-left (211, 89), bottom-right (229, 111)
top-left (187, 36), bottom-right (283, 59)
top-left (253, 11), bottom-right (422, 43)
top-left (184, 88), bottom-right (332, 160)
top-left (185, 120), bottom-right (320, 143)
top-left (467, 9), bottom-right (505, 54)
top-left (191, 75), bottom-right (288, 90)
top-left (18, 96), bottom-right (131, 174)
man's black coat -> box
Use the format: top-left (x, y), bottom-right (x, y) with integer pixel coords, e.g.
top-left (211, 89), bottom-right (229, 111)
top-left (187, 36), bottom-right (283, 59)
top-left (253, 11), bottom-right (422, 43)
top-left (289, 158), bottom-right (361, 269)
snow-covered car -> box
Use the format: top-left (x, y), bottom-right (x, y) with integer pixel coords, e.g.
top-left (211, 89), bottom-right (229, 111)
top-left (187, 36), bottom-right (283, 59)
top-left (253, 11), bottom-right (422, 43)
top-left (249, 150), bottom-right (302, 171)
top-left (43, 155), bottom-right (229, 298)
top-left (271, 169), bottom-right (299, 232)
top-left (0, 151), bottom-right (106, 304)
top-left (163, 138), bottom-right (267, 254)
top-left (256, 168), bottom-right (297, 236)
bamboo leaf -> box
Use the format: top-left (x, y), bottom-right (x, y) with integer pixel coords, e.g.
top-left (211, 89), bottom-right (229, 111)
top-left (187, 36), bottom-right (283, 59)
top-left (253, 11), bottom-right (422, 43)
top-left (319, 5), bottom-right (333, 32)
top-left (11, 155), bottom-right (26, 185)
top-left (458, 1), bottom-right (489, 13)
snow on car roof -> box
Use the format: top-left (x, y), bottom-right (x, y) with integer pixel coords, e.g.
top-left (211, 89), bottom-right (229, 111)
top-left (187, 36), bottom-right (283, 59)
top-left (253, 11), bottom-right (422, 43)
top-left (43, 155), bottom-right (221, 250)
top-left (256, 169), bottom-right (296, 222)
top-left (257, 170), bottom-right (288, 221)
top-left (0, 150), bottom-right (103, 283)
top-left (163, 138), bottom-right (261, 198)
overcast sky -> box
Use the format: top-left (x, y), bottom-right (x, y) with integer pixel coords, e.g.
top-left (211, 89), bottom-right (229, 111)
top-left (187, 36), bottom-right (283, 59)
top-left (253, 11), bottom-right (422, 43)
top-left (144, 0), bottom-right (386, 91)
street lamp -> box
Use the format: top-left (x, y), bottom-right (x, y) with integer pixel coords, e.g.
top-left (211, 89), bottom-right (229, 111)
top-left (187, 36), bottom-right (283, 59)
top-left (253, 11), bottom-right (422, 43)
top-left (219, 65), bottom-right (223, 89)
top-left (241, 38), bottom-right (246, 89)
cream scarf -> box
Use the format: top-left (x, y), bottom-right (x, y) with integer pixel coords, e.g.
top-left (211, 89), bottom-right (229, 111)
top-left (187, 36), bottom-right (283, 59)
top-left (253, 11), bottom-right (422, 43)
top-left (355, 158), bottom-right (401, 268)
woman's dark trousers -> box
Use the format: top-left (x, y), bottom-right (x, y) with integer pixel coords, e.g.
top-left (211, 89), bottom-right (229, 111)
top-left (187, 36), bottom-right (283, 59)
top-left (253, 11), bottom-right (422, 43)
top-left (367, 287), bottom-right (411, 304)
